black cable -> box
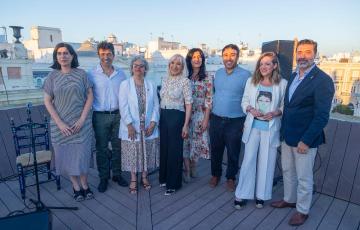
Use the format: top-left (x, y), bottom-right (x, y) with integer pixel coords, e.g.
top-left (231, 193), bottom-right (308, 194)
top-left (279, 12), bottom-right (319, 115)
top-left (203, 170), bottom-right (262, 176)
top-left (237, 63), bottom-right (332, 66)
top-left (0, 174), bottom-right (19, 183)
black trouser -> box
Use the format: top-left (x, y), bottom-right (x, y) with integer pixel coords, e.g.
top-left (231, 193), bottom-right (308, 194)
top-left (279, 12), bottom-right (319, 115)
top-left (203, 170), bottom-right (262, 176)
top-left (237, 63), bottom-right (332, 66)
top-left (209, 113), bottom-right (245, 180)
top-left (92, 112), bottom-right (122, 180)
top-left (159, 109), bottom-right (185, 190)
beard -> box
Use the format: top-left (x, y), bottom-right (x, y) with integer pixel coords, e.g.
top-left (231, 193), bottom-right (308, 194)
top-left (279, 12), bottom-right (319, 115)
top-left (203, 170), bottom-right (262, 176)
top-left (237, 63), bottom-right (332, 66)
top-left (297, 58), bottom-right (314, 69)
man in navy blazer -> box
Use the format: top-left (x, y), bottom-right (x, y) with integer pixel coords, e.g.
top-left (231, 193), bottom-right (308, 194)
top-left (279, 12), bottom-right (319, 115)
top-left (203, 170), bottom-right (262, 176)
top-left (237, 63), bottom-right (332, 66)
top-left (271, 39), bottom-right (335, 226)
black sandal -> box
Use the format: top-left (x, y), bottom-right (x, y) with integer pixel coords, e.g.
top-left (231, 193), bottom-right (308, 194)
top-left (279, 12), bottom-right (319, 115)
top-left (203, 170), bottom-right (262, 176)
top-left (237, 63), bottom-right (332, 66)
top-left (83, 188), bottom-right (94, 200)
top-left (73, 189), bottom-right (84, 202)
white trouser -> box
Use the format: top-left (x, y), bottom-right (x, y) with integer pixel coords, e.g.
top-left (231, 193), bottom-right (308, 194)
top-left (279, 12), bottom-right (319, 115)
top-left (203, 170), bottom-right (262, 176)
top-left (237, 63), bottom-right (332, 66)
top-left (281, 142), bottom-right (317, 214)
top-left (235, 128), bottom-right (277, 200)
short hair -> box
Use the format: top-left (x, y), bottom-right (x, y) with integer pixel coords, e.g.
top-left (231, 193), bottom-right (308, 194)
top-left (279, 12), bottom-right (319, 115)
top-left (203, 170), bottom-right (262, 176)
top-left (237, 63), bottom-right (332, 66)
top-left (222, 44), bottom-right (240, 57)
top-left (97, 41), bottom-right (115, 55)
top-left (167, 54), bottom-right (187, 78)
top-left (297, 39), bottom-right (317, 54)
top-left (50, 43), bottom-right (79, 69)
top-left (130, 55), bottom-right (149, 77)
top-left (257, 91), bottom-right (272, 102)
top-left (252, 52), bottom-right (281, 85)
top-left (185, 48), bottom-right (206, 81)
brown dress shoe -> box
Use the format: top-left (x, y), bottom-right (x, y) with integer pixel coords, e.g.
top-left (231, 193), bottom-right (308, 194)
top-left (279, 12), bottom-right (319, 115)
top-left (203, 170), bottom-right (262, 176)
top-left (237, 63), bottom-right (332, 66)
top-left (289, 211), bottom-right (308, 226)
top-left (226, 179), bottom-right (235, 192)
top-left (209, 176), bottom-right (220, 188)
top-left (271, 200), bottom-right (296, 208)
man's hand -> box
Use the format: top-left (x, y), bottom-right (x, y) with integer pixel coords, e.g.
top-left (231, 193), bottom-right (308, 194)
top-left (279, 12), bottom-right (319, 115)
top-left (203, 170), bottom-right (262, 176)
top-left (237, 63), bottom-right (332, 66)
top-left (297, 141), bottom-right (309, 154)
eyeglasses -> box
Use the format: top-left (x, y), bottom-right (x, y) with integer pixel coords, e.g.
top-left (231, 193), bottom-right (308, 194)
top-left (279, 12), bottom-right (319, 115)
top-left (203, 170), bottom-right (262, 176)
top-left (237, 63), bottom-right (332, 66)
top-left (133, 64), bottom-right (145, 69)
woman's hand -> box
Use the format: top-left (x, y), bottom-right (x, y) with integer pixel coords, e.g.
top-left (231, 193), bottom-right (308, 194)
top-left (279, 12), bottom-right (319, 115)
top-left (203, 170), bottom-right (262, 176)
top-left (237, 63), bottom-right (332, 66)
top-left (182, 125), bottom-right (189, 139)
top-left (262, 110), bottom-right (280, 121)
top-left (71, 118), bottom-right (85, 134)
top-left (127, 124), bottom-right (136, 141)
top-left (199, 119), bottom-right (209, 133)
top-left (57, 120), bottom-right (72, 137)
top-left (145, 121), bottom-right (156, 137)
top-left (249, 108), bottom-right (263, 118)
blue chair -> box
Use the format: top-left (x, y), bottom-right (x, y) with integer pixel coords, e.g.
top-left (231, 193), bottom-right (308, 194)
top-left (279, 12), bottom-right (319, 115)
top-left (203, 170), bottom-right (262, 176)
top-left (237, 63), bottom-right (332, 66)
top-left (10, 116), bottom-right (60, 199)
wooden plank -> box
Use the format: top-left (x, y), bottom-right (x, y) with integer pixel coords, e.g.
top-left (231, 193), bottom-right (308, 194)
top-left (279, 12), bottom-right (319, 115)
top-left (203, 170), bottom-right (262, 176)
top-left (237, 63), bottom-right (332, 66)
top-left (152, 177), bottom-right (222, 224)
top-left (231, 188), bottom-right (286, 229)
top-left (0, 110), bottom-right (17, 177)
top-left (153, 180), bottom-right (226, 230)
top-left (172, 189), bottom-right (233, 230)
top-left (337, 203), bottom-right (360, 230)
top-left (86, 168), bottom-right (137, 209)
top-left (297, 194), bottom-right (333, 230)
top-left (0, 181), bottom-right (26, 213)
top-left (274, 193), bottom-right (320, 230)
top-left (321, 121), bottom-right (351, 197)
top-left (336, 123), bottom-right (360, 202)
top-left (20, 182), bottom-right (92, 230)
top-left (137, 188), bottom-right (152, 230)
top-left (314, 119), bottom-right (338, 193)
top-left (58, 177), bottom-right (135, 230)
top-left (151, 161), bottom-right (211, 212)
top-left (39, 178), bottom-right (116, 230)
top-left (317, 198), bottom-right (348, 230)
top-left (350, 136), bottom-right (360, 205)
top-left (3, 179), bottom-right (69, 230)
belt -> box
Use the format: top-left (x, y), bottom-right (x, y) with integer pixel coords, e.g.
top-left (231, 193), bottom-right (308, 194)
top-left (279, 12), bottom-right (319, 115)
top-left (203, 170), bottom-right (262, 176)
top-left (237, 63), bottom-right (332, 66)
top-left (254, 117), bottom-right (269, 122)
top-left (212, 113), bottom-right (245, 121)
top-left (94, 109), bottom-right (119, 114)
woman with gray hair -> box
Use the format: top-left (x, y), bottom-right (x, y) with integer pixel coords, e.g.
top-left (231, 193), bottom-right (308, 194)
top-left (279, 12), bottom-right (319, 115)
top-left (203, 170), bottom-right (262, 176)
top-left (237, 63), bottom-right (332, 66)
top-left (118, 55), bottom-right (160, 194)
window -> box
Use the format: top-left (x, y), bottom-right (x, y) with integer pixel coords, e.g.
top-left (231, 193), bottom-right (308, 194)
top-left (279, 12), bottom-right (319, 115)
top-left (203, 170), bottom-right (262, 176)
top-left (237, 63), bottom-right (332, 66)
top-left (50, 35), bottom-right (53, 42)
top-left (352, 71), bottom-right (359, 81)
top-left (0, 68), bottom-right (3, 85)
top-left (7, 67), bottom-right (21, 79)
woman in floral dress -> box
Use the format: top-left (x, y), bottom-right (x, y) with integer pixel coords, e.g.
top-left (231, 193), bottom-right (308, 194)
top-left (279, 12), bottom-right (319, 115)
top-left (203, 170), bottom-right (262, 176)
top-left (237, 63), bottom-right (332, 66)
top-left (183, 48), bottom-right (213, 182)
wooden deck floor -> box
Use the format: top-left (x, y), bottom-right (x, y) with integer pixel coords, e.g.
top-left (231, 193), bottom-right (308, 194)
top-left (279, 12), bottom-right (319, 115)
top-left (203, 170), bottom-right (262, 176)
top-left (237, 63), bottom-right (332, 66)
top-left (0, 159), bottom-right (359, 230)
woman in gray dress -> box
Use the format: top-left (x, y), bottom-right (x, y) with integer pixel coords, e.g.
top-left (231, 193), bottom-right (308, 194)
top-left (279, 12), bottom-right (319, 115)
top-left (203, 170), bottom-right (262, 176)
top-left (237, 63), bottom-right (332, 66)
top-left (43, 43), bottom-right (94, 201)
top-left (119, 56), bottom-right (160, 194)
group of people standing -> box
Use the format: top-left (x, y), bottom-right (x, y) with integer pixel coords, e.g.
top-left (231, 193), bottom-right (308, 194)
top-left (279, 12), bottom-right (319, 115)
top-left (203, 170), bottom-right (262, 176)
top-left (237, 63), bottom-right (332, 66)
top-left (43, 38), bottom-right (334, 226)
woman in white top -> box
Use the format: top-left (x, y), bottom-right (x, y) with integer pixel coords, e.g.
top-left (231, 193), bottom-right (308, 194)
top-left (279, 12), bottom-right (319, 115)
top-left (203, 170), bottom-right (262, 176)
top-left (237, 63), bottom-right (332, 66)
top-left (159, 54), bottom-right (193, 195)
top-left (119, 56), bottom-right (160, 194)
top-left (234, 52), bottom-right (287, 209)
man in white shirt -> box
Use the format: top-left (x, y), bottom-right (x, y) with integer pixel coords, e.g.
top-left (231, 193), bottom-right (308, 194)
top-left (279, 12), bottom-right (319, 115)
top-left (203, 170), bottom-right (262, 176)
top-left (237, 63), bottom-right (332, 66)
top-left (88, 41), bottom-right (128, 192)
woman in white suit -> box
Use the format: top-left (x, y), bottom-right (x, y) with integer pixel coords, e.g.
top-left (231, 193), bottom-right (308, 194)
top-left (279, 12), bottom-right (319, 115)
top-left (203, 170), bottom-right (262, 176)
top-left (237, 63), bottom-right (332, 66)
top-left (119, 55), bottom-right (160, 194)
top-left (234, 52), bottom-right (287, 209)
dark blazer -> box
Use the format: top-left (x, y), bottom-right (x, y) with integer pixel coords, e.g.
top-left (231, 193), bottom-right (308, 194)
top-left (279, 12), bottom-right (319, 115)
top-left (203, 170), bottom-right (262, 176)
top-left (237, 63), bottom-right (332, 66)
top-left (281, 65), bottom-right (335, 148)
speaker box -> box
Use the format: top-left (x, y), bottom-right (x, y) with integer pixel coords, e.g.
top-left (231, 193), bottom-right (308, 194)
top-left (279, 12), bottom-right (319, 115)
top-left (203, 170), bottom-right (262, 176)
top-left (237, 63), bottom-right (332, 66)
top-left (0, 209), bottom-right (52, 230)
top-left (262, 40), bottom-right (295, 80)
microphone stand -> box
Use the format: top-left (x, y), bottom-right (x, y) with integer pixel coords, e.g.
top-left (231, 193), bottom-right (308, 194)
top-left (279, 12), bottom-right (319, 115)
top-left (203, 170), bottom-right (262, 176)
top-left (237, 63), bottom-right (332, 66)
top-left (26, 103), bottom-right (78, 211)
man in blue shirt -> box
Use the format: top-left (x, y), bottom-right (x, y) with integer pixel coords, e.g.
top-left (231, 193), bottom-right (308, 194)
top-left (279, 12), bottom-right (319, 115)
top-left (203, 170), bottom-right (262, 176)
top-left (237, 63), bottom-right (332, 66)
top-left (88, 41), bottom-right (128, 193)
top-left (209, 44), bottom-right (251, 192)
top-left (271, 39), bottom-right (334, 226)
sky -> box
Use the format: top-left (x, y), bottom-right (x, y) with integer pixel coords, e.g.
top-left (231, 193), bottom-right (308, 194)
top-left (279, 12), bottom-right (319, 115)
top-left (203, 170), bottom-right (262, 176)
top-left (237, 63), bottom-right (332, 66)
top-left (1, 0), bottom-right (360, 55)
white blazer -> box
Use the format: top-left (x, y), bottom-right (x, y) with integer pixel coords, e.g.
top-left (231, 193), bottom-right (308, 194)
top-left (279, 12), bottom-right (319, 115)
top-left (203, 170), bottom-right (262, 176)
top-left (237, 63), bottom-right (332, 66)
top-left (241, 78), bottom-right (287, 147)
top-left (118, 78), bottom-right (160, 141)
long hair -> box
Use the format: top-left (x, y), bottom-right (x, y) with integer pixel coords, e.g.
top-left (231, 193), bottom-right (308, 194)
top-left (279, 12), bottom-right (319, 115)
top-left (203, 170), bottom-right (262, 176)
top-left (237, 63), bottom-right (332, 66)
top-left (50, 43), bottom-right (79, 69)
top-left (185, 48), bottom-right (206, 81)
top-left (251, 52), bottom-right (281, 85)
top-left (167, 54), bottom-right (187, 78)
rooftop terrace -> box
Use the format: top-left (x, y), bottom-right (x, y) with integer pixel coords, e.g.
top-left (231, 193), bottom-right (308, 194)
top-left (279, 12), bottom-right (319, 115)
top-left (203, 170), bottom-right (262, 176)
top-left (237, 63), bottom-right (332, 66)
top-left (0, 106), bottom-right (359, 229)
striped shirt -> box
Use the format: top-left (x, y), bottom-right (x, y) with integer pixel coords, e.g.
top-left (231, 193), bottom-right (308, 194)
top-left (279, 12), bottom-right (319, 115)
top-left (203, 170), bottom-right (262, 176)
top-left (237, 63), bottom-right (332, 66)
top-left (43, 68), bottom-right (93, 144)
